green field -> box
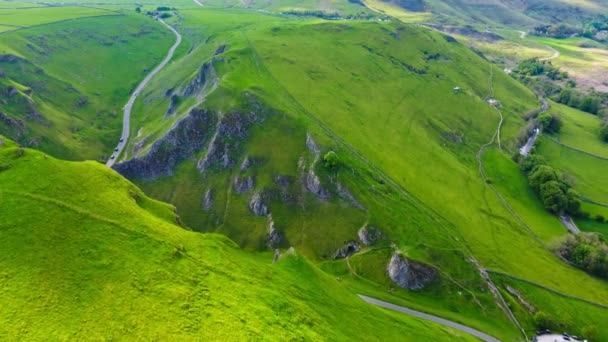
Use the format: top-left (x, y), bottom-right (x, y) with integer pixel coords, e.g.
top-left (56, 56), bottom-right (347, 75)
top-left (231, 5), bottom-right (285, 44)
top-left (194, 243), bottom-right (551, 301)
top-left (548, 101), bottom-right (608, 158)
top-left (0, 6), bottom-right (115, 27)
top-left (537, 137), bottom-right (608, 205)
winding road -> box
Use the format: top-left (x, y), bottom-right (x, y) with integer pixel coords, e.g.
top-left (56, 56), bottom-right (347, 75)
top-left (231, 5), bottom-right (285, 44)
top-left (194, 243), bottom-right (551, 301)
top-left (358, 295), bottom-right (500, 342)
top-left (106, 18), bottom-right (182, 167)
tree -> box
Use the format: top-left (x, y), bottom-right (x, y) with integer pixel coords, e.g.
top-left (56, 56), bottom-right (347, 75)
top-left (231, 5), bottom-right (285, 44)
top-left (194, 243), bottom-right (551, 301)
top-left (135, 6), bottom-right (141, 13)
top-left (600, 124), bottom-right (608, 142)
top-left (529, 165), bottom-right (559, 193)
top-left (565, 188), bottom-right (581, 215)
top-left (537, 113), bottom-right (562, 134)
top-left (580, 96), bottom-right (600, 114)
top-left (540, 180), bottom-right (568, 214)
top-left (520, 154), bottom-right (546, 175)
top-left (323, 151), bottom-right (339, 169)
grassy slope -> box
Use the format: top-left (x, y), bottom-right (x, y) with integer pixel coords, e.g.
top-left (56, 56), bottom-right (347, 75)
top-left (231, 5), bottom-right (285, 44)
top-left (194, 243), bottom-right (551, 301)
top-left (492, 273), bottom-right (608, 341)
top-left (116, 8), bottom-right (608, 338)
top-left (0, 138), bottom-right (478, 341)
top-left (0, 12), bottom-right (173, 160)
top-left (537, 137), bottom-right (608, 205)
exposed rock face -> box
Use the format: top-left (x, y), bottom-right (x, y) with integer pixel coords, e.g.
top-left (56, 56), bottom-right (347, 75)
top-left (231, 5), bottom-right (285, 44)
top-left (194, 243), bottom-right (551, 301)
top-left (387, 253), bottom-right (437, 290)
top-left (272, 249), bottom-right (281, 263)
top-left (214, 45), bottom-right (227, 55)
top-left (266, 214), bottom-right (281, 249)
top-left (337, 182), bottom-right (365, 210)
top-left (203, 189), bottom-right (213, 212)
top-left (334, 241), bottom-right (360, 259)
top-left (506, 286), bottom-right (536, 313)
top-left (275, 175), bottom-right (294, 204)
top-left (113, 108), bottom-right (217, 179)
top-left (249, 191), bottom-right (268, 216)
top-left (304, 169), bottom-right (330, 199)
top-left (0, 112), bottom-right (26, 137)
top-left (358, 225), bottom-right (383, 246)
top-left (197, 111), bottom-right (262, 173)
top-left (0, 54), bottom-right (20, 63)
top-left (233, 175), bottom-right (255, 193)
top-left (165, 94), bottom-right (180, 118)
top-left (183, 62), bottom-right (216, 97)
top-left (305, 132), bottom-right (320, 155)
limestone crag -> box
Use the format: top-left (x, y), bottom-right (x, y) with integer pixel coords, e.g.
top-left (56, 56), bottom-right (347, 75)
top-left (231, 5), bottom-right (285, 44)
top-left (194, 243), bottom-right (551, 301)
top-left (249, 191), bottom-right (269, 216)
top-left (387, 252), bottom-right (437, 290)
top-left (113, 108), bottom-right (217, 179)
top-left (334, 241), bottom-right (360, 259)
top-left (358, 225), bottom-right (383, 246)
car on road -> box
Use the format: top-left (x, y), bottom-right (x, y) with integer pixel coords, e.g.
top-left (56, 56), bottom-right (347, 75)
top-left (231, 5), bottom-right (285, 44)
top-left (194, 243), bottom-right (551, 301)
top-left (110, 155), bottom-right (115, 159)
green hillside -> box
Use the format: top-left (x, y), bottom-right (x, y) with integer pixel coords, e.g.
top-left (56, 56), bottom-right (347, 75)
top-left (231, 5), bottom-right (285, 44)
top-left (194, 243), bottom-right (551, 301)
top-left (1, 1), bottom-right (608, 341)
top-left (0, 11), bottom-right (173, 160)
top-left (0, 137), bottom-right (481, 340)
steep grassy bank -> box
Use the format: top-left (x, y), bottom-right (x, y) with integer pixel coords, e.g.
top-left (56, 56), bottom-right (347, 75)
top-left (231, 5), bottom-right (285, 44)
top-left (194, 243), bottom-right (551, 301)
top-left (0, 137), bottom-right (479, 340)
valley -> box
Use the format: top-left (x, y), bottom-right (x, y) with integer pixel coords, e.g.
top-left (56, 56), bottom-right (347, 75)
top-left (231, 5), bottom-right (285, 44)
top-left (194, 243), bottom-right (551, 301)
top-left (1, 0), bottom-right (608, 340)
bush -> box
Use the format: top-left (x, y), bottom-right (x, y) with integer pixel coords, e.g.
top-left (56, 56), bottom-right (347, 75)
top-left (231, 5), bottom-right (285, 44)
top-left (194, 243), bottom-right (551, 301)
top-left (533, 311), bottom-right (560, 330)
top-left (323, 151), bottom-right (339, 169)
top-left (553, 232), bottom-right (608, 279)
top-left (595, 214), bottom-right (605, 223)
top-left (159, 12), bottom-right (172, 19)
top-left (537, 112), bottom-right (562, 134)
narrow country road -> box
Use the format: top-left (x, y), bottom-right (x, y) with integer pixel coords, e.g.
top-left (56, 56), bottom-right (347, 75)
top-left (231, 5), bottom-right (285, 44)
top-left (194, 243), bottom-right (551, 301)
top-left (519, 99), bottom-right (547, 156)
top-left (106, 18), bottom-right (181, 167)
top-left (191, 0), bottom-right (204, 6)
top-left (560, 215), bottom-right (581, 234)
top-left (358, 295), bottom-right (501, 342)
top-left (518, 30), bottom-right (526, 39)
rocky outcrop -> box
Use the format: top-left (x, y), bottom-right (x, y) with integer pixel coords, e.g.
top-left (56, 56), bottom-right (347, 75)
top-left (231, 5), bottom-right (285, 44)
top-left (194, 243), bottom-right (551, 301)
top-left (249, 191), bottom-right (268, 216)
top-left (203, 189), bottom-right (213, 212)
top-left (183, 62), bottom-right (216, 97)
top-left (0, 54), bottom-right (20, 63)
top-left (266, 214), bottom-right (281, 249)
top-left (304, 169), bottom-right (330, 199)
top-left (197, 111), bottom-right (262, 173)
top-left (334, 241), bottom-right (360, 259)
top-left (387, 253), bottom-right (437, 290)
top-left (305, 132), bottom-right (320, 155)
top-left (233, 175), bottom-right (255, 193)
top-left (506, 286), bottom-right (536, 313)
top-left (337, 182), bottom-right (365, 210)
top-left (275, 175), bottom-right (294, 204)
top-left (214, 45), bottom-right (227, 55)
top-left (165, 94), bottom-right (180, 118)
top-left (358, 225), bottom-right (383, 246)
top-left (0, 112), bottom-right (26, 137)
top-left (113, 108), bottom-right (217, 179)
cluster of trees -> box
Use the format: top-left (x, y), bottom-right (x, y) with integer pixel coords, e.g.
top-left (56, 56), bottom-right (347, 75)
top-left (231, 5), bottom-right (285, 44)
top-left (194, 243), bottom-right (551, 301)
top-left (281, 10), bottom-right (380, 20)
top-left (554, 88), bottom-right (603, 115)
top-left (514, 58), bottom-right (565, 78)
top-left (532, 15), bottom-right (608, 42)
top-left (512, 59), bottom-right (606, 117)
top-left (536, 112), bottom-right (562, 134)
top-left (552, 232), bottom-right (608, 279)
top-left (533, 24), bottom-right (581, 39)
top-left (520, 154), bottom-right (581, 216)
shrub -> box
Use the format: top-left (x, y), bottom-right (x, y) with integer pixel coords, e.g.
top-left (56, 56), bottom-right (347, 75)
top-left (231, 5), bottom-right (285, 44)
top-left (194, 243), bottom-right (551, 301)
top-left (552, 232), bottom-right (608, 279)
top-left (595, 214), bottom-right (605, 223)
top-left (537, 112), bottom-right (562, 134)
top-left (323, 151), bottom-right (339, 169)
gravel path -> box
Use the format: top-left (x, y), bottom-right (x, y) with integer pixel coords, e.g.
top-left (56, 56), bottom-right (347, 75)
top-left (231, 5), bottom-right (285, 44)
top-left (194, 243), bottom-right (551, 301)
top-left (106, 18), bottom-right (181, 167)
